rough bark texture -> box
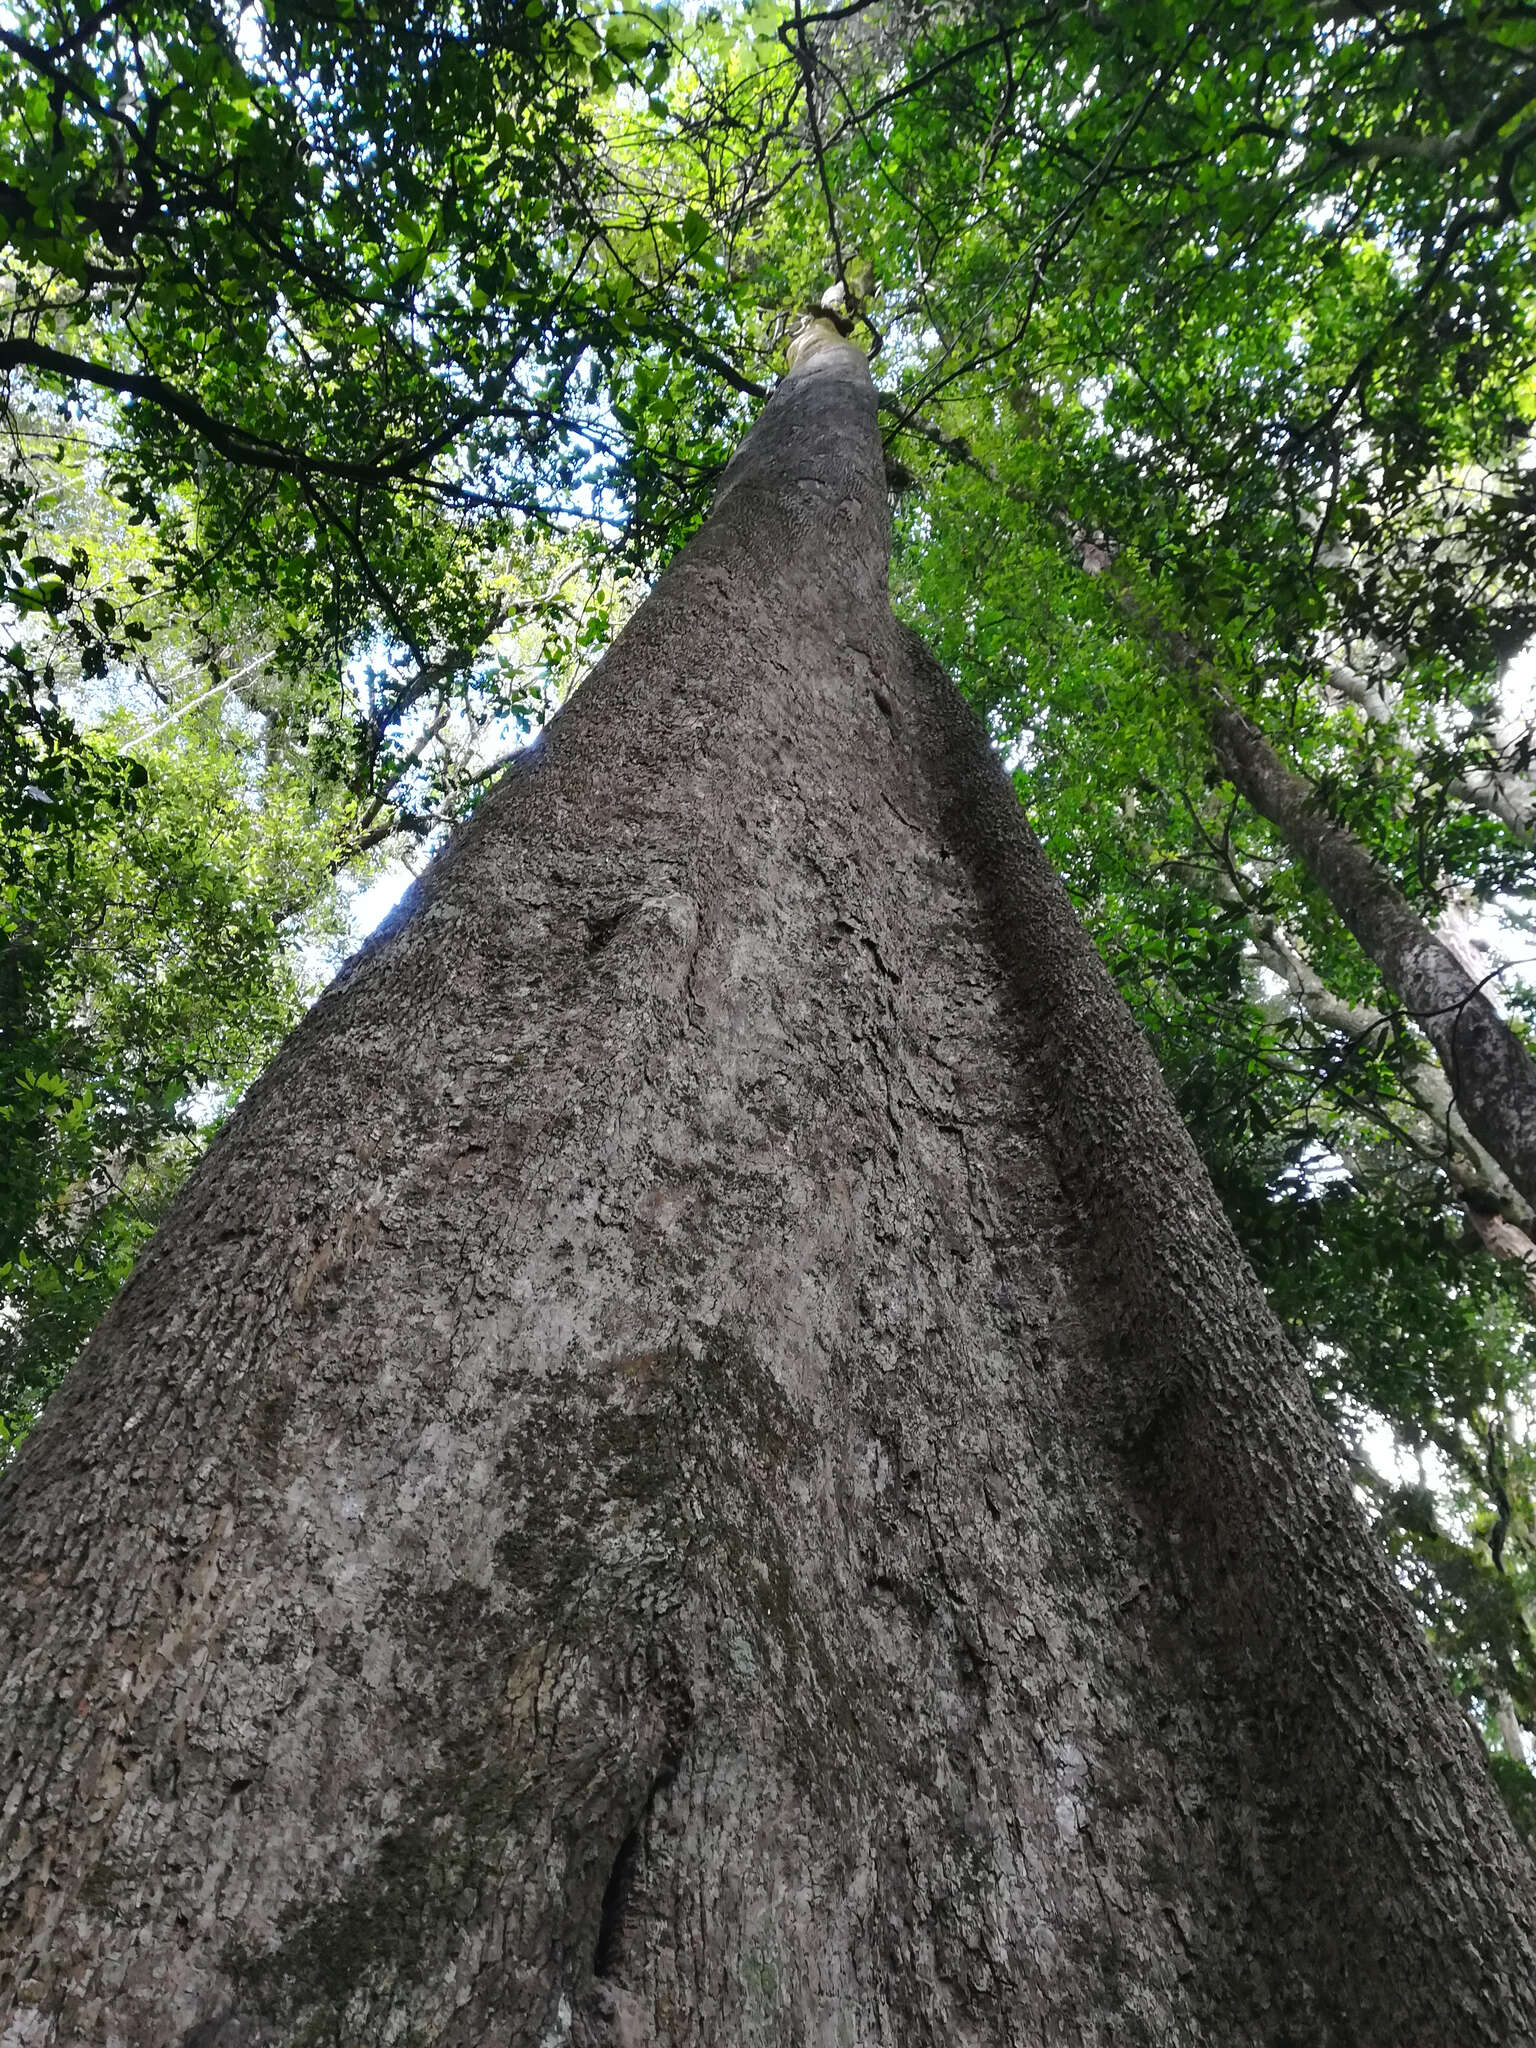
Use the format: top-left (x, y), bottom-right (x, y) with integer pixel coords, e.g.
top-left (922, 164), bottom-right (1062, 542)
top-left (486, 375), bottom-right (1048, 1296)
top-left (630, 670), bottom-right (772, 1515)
top-left (1211, 702), bottom-right (1536, 1216)
top-left (3, 324), bottom-right (1535, 2047)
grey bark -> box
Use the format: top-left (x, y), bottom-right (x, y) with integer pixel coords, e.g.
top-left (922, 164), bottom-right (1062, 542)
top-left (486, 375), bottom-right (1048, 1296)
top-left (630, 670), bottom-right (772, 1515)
top-left (1245, 916), bottom-right (1536, 1257)
top-left (1179, 854), bottom-right (1531, 1220)
top-left (1241, 922), bottom-right (1536, 1310)
top-left (1320, 660), bottom-right (1536, 836)
top-left (1449, 766), bottom-right (1536, 839)
top-left (1211, 701), bottom-right (1536, 1216)
top-left (3, 321), bottom-right (1535, 2047)
top-left (1322, 660), bottom-right (1393, 726)
top-left (1329, 661), bottom-right (1536, 836)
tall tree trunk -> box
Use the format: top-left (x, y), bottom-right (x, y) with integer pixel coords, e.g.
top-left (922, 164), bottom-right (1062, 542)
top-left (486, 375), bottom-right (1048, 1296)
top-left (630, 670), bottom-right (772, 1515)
top-left (1210, 703), bottom-right (1536, 1215)
top-left (3, 321), bottom-right (1534, 2046)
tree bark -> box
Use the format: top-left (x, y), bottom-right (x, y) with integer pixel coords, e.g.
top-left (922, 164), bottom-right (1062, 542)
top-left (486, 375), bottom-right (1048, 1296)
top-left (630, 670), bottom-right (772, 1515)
top-left (1211, 702), bottom-right (1536, 1216)
top-left (1244, 914), bottom-right (1536, 1275)
top-left (3, 321), bottom-right (1535, 2046)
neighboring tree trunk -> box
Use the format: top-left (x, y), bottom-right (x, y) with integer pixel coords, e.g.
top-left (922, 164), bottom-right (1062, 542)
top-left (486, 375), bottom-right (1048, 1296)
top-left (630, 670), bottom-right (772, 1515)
top-left (3, 322), bottom-right (1534, 2046)
top-left (1242, 911), bottom-right (1536, 1299)
top-left (1052, 517), bottom-right (1536, 1218)
top-left (1210, 703), bottom-right (1536, 1215)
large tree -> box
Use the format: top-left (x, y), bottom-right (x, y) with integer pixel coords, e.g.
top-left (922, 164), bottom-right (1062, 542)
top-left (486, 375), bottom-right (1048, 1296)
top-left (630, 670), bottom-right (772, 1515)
top-left (3, 321), bottom-right (1534, 2044)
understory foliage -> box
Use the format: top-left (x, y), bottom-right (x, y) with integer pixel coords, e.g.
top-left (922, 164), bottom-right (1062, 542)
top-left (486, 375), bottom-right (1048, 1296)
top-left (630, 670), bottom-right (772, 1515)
top-left (5, 0), bottom-right (1536, 1828)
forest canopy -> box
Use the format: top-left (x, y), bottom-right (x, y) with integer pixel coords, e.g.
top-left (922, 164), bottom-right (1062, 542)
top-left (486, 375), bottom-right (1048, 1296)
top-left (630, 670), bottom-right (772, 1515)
top-left (4, 0), bottom-right (1536, 1834)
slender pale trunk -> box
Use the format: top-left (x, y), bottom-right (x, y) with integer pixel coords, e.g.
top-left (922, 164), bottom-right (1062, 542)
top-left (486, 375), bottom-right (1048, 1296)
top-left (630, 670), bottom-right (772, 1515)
top-left (3, 325), bottom-right (1534, 2046)
top-left (1211, 703), bottom-right (1536, 1214)
top-left (1246, 915), bottom-right (1536, 1297)
top-left (1466, 1204), bottom-right (1536, 1303)
top-left (1322, 662), bottom-right (1536, 837)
